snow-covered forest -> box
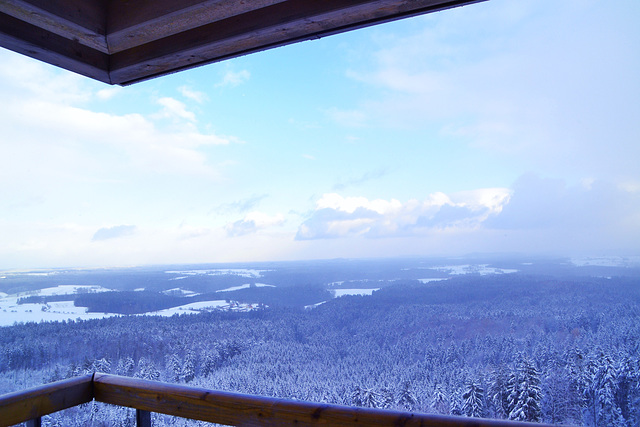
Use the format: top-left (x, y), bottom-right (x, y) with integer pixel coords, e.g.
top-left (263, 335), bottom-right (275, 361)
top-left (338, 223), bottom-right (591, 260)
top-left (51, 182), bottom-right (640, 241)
top-left (1, 264), bottom-right (640, 426)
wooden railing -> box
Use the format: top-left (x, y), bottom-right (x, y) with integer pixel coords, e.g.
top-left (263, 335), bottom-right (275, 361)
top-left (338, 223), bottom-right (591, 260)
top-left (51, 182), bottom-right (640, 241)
top-left (0, 373), bottom-right (549, 427)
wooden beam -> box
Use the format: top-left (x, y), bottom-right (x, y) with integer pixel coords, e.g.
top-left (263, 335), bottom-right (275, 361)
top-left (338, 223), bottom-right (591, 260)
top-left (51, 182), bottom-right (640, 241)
top-left (106, 0), bottom-right (287, 54)
top-left (0, 0), bottom-right (107, 52)
top-left (0, 374), bottom-right (93, 427)
top-left (108, 0), bottom-right (483, 85)
top-left (93, 373), bottom-right (543, 426)
top-left (0, 11), bottom-right (110, 83)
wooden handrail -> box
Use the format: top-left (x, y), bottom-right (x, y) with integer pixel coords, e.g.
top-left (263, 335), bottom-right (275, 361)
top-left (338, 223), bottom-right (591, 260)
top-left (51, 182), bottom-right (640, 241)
top-left (1, 373), bottom-right (550, 427)
top-left (0, 374), bottom-right (93, 427)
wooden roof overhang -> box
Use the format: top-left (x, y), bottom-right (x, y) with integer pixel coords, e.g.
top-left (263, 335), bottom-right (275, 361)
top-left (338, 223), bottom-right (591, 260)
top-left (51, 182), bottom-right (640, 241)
top-left (0, 0), bottom-right (483, 86)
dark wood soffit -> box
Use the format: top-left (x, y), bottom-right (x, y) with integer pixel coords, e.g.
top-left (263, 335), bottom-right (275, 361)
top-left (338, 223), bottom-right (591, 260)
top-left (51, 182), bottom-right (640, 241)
top-left (0, 0), bottom-right (485, 86)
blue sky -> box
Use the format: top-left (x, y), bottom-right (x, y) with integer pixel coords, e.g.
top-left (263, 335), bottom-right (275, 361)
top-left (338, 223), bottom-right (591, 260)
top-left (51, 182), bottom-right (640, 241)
top-left (1, 0), bottom-right (639, 269)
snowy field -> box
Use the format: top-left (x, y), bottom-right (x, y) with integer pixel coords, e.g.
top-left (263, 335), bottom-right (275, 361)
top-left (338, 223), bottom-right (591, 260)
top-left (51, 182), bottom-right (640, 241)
top-left (332, 289), bottom-right (379, 297)
top-left (0, 285), bottom-right (118, 326)
top-left (417, 278), bottom-right (447, 284)
top-left (216, 283), bottom-right (275, 292)
top-left (161, 288), bottom-right (200, 297)
top-left (165, 268), bottom-right (270, 278)
top-left (0, 284), bottom-right (264, 326)
top-left (571, 256), bottom-right (640, 267)
top-left (142, 300), bottom-right (262, 317)
top-left (433, 264), bottom-right (519, 275)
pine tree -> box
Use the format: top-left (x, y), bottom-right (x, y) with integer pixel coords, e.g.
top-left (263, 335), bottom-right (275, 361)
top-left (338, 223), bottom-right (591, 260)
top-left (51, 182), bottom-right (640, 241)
top-left (431, 384), bottom-right (450, 415)
top-left (462, 380), bottom-right (484, 418)
top-left (595, 353), bottom-right (625, 426)
top-left (181, 351), bottom-right (196, 383)
top-left (166, 353), bottom-right (182, 382)
top-left (488, 367), bottom-right (509, 419)
top-left (508, 356), bottom-right (542, 422)
top-left (351, 386), bottom-right (383, 408)
top-left (136, 357), bottom-right (160, 381)
top-left (116, 356), bottom-right (136, 377)
top-left (397, 380), bottom-right (417, 411)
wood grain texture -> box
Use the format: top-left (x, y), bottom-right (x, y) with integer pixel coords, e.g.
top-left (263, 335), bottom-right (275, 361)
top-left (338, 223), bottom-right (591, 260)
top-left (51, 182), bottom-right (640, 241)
top-left (0, 11), bottom-right (110, 82)
top-left (0, 374), bottom-right (93, 427)
top-left (106, 0), bottom-right (286, 53)
top-left (0, 0), bottom-right (108, 52)
top-left (0, 0), bottom-right (483, 84)
top-left (109, 0), bottom-right (483, 85)
top-left (93, 373), bottom-right (547, 427)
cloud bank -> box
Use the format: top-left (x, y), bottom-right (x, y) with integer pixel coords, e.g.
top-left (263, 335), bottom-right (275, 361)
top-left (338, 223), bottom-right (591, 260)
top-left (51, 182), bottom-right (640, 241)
top-left (296, 189), bottom-right (510, 240)
top-left (92, 225), bottom-right (137, 241)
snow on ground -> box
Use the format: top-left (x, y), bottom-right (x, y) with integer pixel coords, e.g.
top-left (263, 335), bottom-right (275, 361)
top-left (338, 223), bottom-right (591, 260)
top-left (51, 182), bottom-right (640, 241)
top-left (305, 301), bottom-right (327, 309)
top-left (0, 283), bottom-right (270, 326)
top-left (21, 285), bottom-right (111, 297)
top-left (0, 298), bottom-right (117, 327)
top-left (433, 264), bottom-right (518, 275)
top-left (216, 283), bottom-right (275, 292)
top-left (0, 285), bottom-right (118, 326)
top-left (161, 288), bottom-right (200, 297)
top-left (165, 268), bottom-right (270, 278)
top-left (571, 256), bottom-right (640, 268)
top-left (169, 276), bottom-right (188, 281)
top-left (417, 278), bottom-right (447, 284)
top-left (142, 300), bottom-right (263, 317)
top-left (327, 281), bottom-right (344, 287)
top-left (332, 289), bottom-right (379, 297)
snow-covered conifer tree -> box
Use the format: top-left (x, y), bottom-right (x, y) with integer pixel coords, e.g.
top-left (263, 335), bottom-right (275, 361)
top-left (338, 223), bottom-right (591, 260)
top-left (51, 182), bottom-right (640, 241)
top-left (508, 356), bottom-right (542, 422)
top-left (462, 380), bottom-right (484, 418)
top-left (431, 384), bottom-right (450, 415)
top-left (396, 380), bottom-right (417, 411)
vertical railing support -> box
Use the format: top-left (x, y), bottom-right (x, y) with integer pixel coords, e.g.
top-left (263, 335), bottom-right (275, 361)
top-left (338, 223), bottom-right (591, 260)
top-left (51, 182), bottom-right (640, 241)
top-left (136, 409), bottom-right (151, 427)
top-left (26, 418), bottom-right (42, 427)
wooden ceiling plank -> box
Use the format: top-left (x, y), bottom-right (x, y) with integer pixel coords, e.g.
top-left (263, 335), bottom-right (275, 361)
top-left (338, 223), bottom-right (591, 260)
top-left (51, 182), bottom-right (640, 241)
top-left (110, 0), bottom-right (400, 72)
top-left (0, 0), bottom-right (108, 53)
top-left (109, 0), bottom-right (481, 85)
top-left (0, 11), bottom-right (110, 83)
top-left (19, 0), bottom-right (107, 33)
top-left (106, 0), bottom-right (287, 54)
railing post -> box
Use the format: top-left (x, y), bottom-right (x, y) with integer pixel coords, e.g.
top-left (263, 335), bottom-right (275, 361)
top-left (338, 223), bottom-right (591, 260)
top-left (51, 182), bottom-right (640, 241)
top-left (26, 418), bottom-right (41, 427)
top-left (136, 409), bottom-right (151, 427)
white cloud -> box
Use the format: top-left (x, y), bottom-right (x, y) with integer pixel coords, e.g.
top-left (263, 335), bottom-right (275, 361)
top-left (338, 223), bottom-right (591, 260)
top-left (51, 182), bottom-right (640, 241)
top-left (178, 86), bottom-right (208, 103)
top-left (92, 225), bottom-right (136, 241)
top-left (0, 52), bottom-right (237, 184)
top-left (296, 189), bottom-right (510, 240)
top-left (226, 212), bottom-right (285, 236)
top-left (96, 87), bottom-right (122, 100)
top-left (155, 97), bottom-right (197, 122)
top-left (216, 69), bottom-right (250, 88)
top-left (343, 0), bottom-right (640, 181)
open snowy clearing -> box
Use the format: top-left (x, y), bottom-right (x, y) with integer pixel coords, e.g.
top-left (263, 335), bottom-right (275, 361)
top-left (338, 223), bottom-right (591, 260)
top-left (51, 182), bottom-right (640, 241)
top-left (417, 278), bottom-right (447, 284)
top-left (332, 289), bottom-right (379, 297)
top-left (433, 264), bottom-right (518, 275)
top-left (165, 268), bottom-right (270, 278)
top-left (161, 288), bottom-right (200, 297)
top-left (142, 300), bottom-right (263, 317)
top-left (19, 285), bottom-right (111, 297)
top-left (571, 256), bottom-right (640, 268)
top-left (0, 299), bottom-right (118, 326)
top-left (216, 283), bottom-right (276, 292)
